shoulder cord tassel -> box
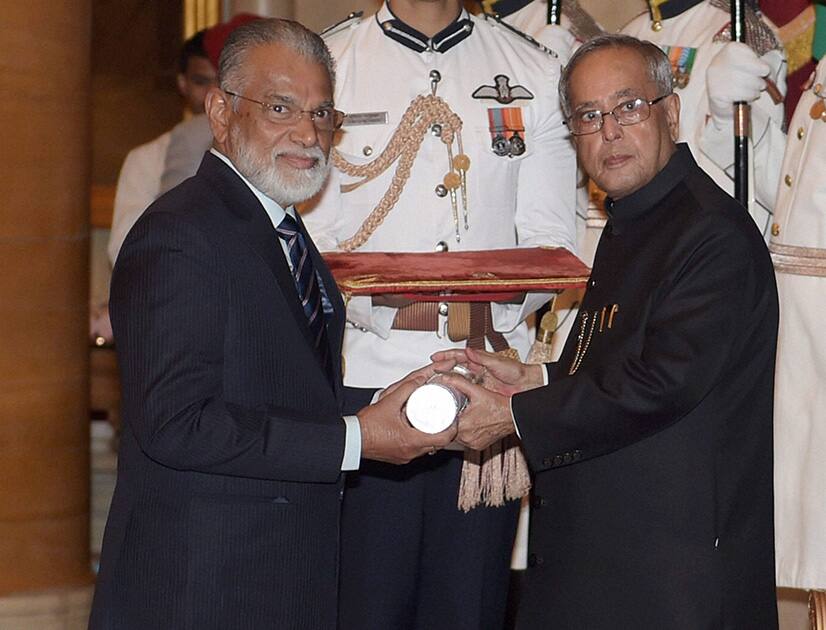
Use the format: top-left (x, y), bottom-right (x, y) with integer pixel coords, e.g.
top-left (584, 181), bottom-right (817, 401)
top-left (333, 92), bottom-right (471, 251)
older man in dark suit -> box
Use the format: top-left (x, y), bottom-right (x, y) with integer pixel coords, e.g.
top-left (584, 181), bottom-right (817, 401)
top-left (437, 34), bottom-right (779, 629)
top-left (89, 18), bottom-right (454, 630)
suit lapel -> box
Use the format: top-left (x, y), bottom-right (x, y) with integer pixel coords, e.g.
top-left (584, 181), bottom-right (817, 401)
top-left (199, 154), bottom-right (336, 387)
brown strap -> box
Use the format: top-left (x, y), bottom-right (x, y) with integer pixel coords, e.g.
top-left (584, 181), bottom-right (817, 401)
top-left (468, 302), bottom-right (509, 352)
top-left (447, 302), bottom-right (470, 342)
top-left (392, 302), bottom-right (511, 356)
top-left (392, 302), bottom-right (439, 331)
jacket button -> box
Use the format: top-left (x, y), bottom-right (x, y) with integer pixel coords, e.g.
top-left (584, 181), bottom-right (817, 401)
top-left (362, 145), bottom-right (373, 157)
top-left (589, 278), bottom-right (597, 288)
top-left (815, 83), bottom-right (823, 95)
top-left (785, 174), bottom-right (793, 187)
top-left (797, 127), bottom-right (805, 140)
top-left (435, 184), bottom-right (448, 198)
top-left (771, 223), bottom-right (780, 237)
top-left (528, 553), bottom-right (544, 567)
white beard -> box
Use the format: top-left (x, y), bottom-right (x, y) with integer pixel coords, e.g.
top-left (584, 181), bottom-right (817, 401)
top-left (229, 125), bottom-right (330, 207)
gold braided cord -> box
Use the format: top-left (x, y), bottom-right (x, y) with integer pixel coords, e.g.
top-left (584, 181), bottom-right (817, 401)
top-left (333, 94), bottom-right (464, 252)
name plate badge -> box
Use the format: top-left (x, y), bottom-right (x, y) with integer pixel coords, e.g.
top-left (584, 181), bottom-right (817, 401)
top-left (342, 111), bottom-right (389, 127)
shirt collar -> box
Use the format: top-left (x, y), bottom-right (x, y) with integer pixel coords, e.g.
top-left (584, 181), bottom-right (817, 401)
top-left (376, 1), bottom-right (474, 54)
top-left (604, 143), bottom-right (694, 235)
top-left (209, 148), bottom-right (294, 228)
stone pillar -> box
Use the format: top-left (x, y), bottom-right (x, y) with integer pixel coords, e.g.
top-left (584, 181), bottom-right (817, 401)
top-left (0, 1), bottom-right (94, 625)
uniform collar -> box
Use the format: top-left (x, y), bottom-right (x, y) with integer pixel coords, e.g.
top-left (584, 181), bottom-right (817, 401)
top-left (605, 143), bottom-right (694, 235)
top-left (376, 1), bottom-right (474, 53)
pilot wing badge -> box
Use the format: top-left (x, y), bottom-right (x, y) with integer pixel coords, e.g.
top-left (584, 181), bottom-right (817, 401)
top-left (472, 74), bottom-right (534, 105)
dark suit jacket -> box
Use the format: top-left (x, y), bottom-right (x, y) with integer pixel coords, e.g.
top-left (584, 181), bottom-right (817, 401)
top-left (512, 146), bottom-right (779, 629)
top-left (89, 153), bottom-right (372, 630)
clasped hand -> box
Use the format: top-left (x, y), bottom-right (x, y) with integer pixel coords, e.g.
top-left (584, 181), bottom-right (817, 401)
top-left (357, 359), bottom-right (458, 464)
top-left (430, 348), bottom-right (545, 451)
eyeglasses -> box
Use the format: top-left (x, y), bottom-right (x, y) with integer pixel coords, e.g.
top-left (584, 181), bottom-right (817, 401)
top-left (565, 94), bottom-right (672, 136)
top-left (225, 90), bottom-right (345, 131)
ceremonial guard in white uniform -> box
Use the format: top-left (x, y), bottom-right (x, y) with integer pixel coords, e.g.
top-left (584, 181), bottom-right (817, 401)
top-left (622, 0), bottom-right (787, 238)
top-left (770, 57), bottom-right (826, 594)
top-left (306, 4), bottom-right (576, 628)
top-left (488, 0), bottom-right (605, 263)
top-left (108, 132), bottom-right (171, 265)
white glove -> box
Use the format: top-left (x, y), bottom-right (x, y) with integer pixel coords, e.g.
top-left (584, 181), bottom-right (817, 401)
top-left (532, 24), bottom-right (576, 64)
top-left (706, 42), bottom-right (771, 129)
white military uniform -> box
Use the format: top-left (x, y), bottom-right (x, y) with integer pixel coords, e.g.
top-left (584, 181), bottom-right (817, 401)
top-left (306, 6), bottom-right (575, 629)
top-left (622, 1), bottom-right (787, 239)
top-left (307, 6), bottom-right (576, 387)
top-left (107, 132), bottom-right (171, 265)
top-left (495, 0), bottom-right (606, 266)
top-left (770, 58), bottom-right (826, 591)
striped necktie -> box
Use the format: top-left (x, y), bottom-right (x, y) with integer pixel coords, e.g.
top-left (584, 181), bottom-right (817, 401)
top-left (275, 214), bottom-right (330, 368)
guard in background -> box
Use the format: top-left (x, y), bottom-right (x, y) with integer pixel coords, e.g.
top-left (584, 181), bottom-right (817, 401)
top-left (770, 57), bottom-right (826, 609)
top-left (482, 0), bottom-right (602, 63)
top-left (484, 0), bottom-right (606, 261)
top-left (304, 2), bottom-right (576, 628)
top-left (622, 0), bottom-right (787, 239)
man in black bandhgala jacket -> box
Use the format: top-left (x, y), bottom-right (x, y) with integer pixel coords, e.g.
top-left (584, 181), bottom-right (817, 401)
top-left (437, 34), bottom-right (779, 629)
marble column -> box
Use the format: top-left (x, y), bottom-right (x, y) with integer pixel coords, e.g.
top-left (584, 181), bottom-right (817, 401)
top-left (0, 1), bottom-right (94, 626)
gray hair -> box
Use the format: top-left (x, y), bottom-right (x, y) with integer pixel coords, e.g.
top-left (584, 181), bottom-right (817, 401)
top-left (559, 34), bottom-right (674, 118)
top-left (218, 18), bottom-right (336, 98)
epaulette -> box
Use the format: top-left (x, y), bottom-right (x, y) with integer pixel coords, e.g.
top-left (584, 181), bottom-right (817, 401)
top-left (709, 0), bottom-right (781, 57)
top-left (320, 11), bottom-right (363, 38)
top-left (482, 12), bottom-right (558, 58)
top-left (481, 0), bottom-right (531, 19)
top-left (564, 0), bottom-right (604, 42)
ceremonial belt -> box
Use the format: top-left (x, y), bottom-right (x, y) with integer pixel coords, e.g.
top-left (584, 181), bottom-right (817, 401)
top-left (770, 241), bottom-right (826, 278)
top-left (392, 302), bottom-right (440, 331)
top-left (392, 301), bottom-right (511, 352)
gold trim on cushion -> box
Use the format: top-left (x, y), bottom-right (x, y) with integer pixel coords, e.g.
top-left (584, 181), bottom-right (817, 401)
top-left (338, 275), bottom-right (589, 294)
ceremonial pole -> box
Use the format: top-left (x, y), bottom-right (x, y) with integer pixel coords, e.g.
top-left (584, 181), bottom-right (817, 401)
top-left (547, 0), bottom-right (561, 25)
top-left (730, 0), bottom-right (749, 205)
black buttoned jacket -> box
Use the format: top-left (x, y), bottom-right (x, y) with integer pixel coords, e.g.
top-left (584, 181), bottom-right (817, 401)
top-left (513, 145), bottom-right (779, 629)
top-left (89, 153), bottom-right (372, 630)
